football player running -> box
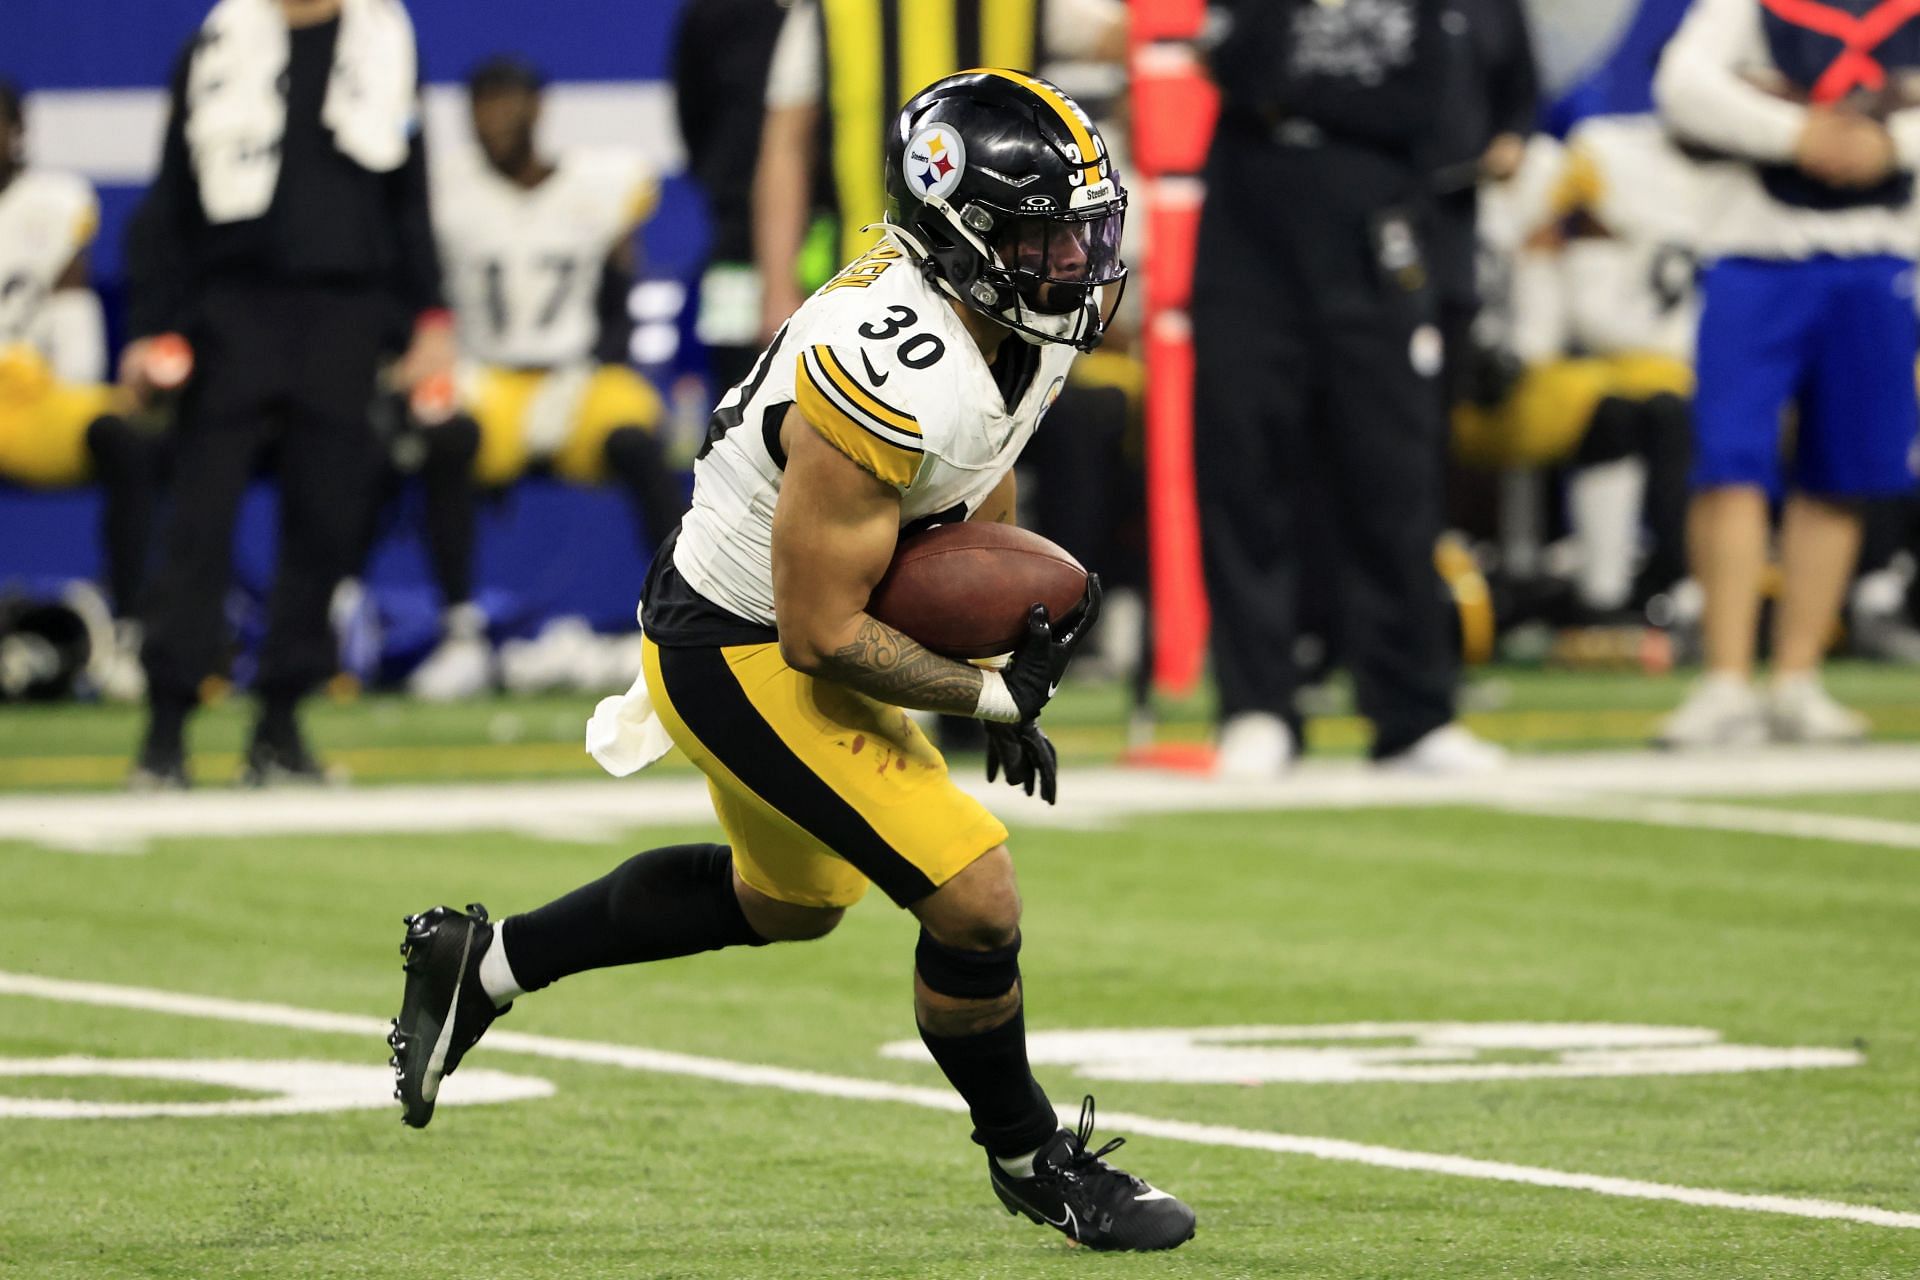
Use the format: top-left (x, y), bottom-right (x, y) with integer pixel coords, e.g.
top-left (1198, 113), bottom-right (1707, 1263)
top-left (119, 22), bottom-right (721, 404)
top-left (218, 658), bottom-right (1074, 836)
top-left (389, 70), bottom-right (1196, 1252)
top-left (405, 57), bottom-right (682, 700)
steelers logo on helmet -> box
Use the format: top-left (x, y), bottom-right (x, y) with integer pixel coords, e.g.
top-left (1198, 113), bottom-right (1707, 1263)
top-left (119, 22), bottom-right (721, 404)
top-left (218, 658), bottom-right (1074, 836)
top-left (905, 125), bottom-right (968, 202)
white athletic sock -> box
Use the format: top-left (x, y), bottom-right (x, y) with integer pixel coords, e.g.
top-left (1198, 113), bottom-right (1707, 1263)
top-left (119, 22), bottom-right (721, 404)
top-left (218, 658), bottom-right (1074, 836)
top-left (994, 1146), bottom-right (1043, 1179)
top-left (477, 924), bottom-right (526, 1007)
top-left (1567, 457), bottom-right (1646, 612)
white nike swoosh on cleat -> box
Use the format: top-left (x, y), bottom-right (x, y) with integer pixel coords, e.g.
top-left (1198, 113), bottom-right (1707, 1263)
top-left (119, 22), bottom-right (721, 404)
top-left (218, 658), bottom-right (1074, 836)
top-left (420, 920), bottom-right (475, 1104)
top-left (1041, 1205), bottom-right (1079, 1238)
top-left (1134, 1187), bottom-right (1175, 1202)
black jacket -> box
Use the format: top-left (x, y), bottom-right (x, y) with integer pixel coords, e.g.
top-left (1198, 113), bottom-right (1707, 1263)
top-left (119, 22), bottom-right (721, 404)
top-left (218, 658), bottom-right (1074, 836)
top-left (673, 0), bottom-right (788, 265)
top-left (125, 17), bottom-right (443, 339)
top-left (1209, 0), bottom-right (1446, 159)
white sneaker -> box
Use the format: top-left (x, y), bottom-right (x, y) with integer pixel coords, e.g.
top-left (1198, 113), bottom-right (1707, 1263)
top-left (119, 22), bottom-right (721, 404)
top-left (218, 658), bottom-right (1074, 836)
top-left (408, 603), bottom-right (493, 701)
top-left (1376, 723), bottom-right (1506, 775)
top-left (1766, 674), bottom-right (1869, 744)
top-left (1215, 712), bottom-right (1295, 780)
top-left (1656, 674), bottom-right (1765, 749)
top-left (94, 620), bottom-right (147, 703)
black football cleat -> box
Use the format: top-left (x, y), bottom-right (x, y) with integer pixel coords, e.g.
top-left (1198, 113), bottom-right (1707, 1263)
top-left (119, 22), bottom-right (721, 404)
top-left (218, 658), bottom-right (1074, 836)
top-left (128, 748), bottom-right (190, 792)
top-left (989, 1096), bottom-right (1196, 1252)
top-left (241, 727), bottom-right (345, 788)
top-left (389, 903), bottom-right (508, 1129)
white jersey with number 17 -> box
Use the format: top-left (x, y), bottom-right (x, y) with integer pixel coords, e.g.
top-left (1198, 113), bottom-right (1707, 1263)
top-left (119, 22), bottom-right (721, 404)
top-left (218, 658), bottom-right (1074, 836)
top-left (433, 148), bottom-right (656, 368)
top-left (671, 234), bottom-right (1076, 630)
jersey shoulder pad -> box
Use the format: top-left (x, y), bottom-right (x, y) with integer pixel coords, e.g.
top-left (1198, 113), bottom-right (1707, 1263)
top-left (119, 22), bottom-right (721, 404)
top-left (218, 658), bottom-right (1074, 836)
top-left (429, 151), bottom-right (494, 228)
top-left (560, 147), bottom-right (659, 235)
top-left (24, 170), bottom-right (99, 252)
top-left (1567, 116), bottom-right (1699, 241)
top-left (792, 330), bottom-right (944, 491)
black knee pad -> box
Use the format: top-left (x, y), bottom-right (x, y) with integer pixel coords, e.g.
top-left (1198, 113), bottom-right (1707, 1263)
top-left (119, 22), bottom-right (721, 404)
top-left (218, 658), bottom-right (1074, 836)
top-left (424, 415), bottom-right (480, 470)
top-left (1573, 397), bottom-right (1639, 468)
top-left (85, 414), bottom-right (154, 475)
top-left (916, 928), bottom-right (1021, 1000)
top-left (602, 423), bottom-right (661, 472)
top-left (1637, 393), bottom-right (1691, 452)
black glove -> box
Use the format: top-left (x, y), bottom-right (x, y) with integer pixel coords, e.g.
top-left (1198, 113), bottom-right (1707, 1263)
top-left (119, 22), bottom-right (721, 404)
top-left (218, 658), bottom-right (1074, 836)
top-left (1001, 574), bottom-right (1103, 724)
top-left (984, 719), bottom-right (1059, 804)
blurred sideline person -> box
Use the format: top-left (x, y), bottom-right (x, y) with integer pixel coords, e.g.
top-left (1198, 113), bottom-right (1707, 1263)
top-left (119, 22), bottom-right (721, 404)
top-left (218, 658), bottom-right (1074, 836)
top-left (0, 79), bottom-right (164, 699)
top-left (1849, 495), bottom-right (1920, 659)
top-left (752, 0), bottom-right (1128, 344)
top-left (1198, 0), bottom-right (1505, 778)
top-left (1655, 0), bottom-right (1920, 746)
top-left (405, 57), bottom-right (677, 701)
top-left (673, 0), bottom-right (792, 395)
top-left (1452, 122), bottom-right (1696, 619)
top-left (389, 70), bottom-right (1196, 1254)
top-left (1429, 0), bottom-right (1540, 419)
top-left (123, 0), bottom-right (451, 787)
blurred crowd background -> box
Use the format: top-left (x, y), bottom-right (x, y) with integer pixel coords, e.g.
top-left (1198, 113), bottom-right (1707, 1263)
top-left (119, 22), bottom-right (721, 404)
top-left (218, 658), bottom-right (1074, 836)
top-left (3, 0), bottom-right (1917, 782)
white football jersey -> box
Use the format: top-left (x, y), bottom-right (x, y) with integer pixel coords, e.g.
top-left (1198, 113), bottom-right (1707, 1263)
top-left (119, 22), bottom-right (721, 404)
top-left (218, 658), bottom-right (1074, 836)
top-left (0, 170), bottom-right (98, 348)
top-left (434, 148), bottom-right (656, 368)
top-left (1473, 136), bottom-right (1571, 366)
top-left (668, 234), bottom-right (1076, 631)
top-left (1558, 115), bottom-right (1703, 362)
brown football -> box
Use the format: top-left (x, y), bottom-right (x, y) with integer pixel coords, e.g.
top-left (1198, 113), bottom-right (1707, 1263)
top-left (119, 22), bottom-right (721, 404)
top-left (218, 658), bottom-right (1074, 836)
top-left (867, 523), bottom-right (1088, 659)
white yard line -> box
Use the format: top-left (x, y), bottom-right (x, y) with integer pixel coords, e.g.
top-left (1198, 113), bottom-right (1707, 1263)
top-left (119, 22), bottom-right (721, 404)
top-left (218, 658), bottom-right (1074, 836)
top-left (1496, 796), bottom-right (1920, 850)
top-left (6, 744), bottom-right (1920, 854)
top-left (3, 970), bottom-right (1915, 1232)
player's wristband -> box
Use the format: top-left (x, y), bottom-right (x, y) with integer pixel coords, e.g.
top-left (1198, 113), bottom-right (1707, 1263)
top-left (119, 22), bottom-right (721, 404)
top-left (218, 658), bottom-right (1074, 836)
top-left (973, 669), bottom-right (1023, 723)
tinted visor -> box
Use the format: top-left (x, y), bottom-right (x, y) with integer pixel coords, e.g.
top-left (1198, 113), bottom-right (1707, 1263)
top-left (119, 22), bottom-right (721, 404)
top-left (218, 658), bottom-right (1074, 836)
top-left (991, 208), bottom-right (1126, 315)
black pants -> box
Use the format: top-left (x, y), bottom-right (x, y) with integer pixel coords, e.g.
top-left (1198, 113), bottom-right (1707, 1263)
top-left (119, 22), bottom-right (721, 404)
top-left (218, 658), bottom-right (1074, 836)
top-left (1192, 129), bottom-right (1455, 758)
top-left (142, 281), bottom-right (388, 702)
top-left (85, 414), bottom-right (169, 617)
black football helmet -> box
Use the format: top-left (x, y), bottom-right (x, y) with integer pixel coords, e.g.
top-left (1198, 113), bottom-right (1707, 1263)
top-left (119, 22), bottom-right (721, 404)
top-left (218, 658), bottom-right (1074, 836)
top-left (884, 68), bottom-right (1127, 352)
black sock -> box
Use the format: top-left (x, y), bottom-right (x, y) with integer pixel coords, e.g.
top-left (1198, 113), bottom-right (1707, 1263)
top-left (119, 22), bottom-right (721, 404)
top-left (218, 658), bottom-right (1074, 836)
top-left (918, 1005), bottom-right (1059, 1160)
top-left (143, 691), bottom-right (193, 760)
top-left (502, 843), bottom-right (766, 992)
top-left (601, 425), bottom-right (684, 552)
top-left (255, 692), bottom-right (300, 749)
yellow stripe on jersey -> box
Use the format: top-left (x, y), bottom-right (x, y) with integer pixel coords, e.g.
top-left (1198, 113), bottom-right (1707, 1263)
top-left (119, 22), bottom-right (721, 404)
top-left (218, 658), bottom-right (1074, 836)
top-left (969, 67), bottom-right (1101, 185)
top-left (795, 346), bottom-right (922, 490)
top-left (900, 0), bottom-right (958, 121)
top-left (1552, 145), bottom-right (1605, 221)
top-left (624, 178), bottom-right (661, 232)
top-left (71, 203), bottom-right (100, 253)
top-left (979, 0), bottom-right (1038, 72)
top-left (815, 345), bottom-right (921, 437)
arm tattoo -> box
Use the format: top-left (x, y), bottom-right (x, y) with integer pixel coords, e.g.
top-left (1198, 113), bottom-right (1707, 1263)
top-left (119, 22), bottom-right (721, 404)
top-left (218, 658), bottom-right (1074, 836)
top-left (816, 615), bottom-right (985, 715)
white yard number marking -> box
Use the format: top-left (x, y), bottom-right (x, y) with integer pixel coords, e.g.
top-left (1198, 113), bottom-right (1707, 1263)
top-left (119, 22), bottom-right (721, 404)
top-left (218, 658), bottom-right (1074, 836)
top-left (0, 1057), bottom-right (553, 1119)
top-left (881, 1023), bottom-right (1863, 1084)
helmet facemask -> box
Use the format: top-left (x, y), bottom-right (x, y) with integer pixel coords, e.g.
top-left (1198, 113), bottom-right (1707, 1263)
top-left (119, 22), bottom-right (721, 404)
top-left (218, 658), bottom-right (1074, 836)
top-left (921, 191), bottom-right (1129, 352)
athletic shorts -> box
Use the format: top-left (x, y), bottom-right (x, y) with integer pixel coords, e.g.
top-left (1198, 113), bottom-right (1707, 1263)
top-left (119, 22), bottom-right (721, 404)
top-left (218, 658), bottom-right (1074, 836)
top-left (0, 346), bottom-right (115, 487)
top-left (466, 364), bottom-right (665, 487)
top-left (642, 637), bottom-right (1009, 910)
top-left (1693, 255), bottom-right (1920, 498)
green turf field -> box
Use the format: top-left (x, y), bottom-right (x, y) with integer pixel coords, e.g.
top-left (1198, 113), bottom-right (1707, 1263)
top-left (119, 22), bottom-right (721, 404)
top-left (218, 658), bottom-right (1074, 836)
top-left (4, 660), bottom-right (1920, 790)
top-left (4, 772), bottom-right (1919, 1277)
